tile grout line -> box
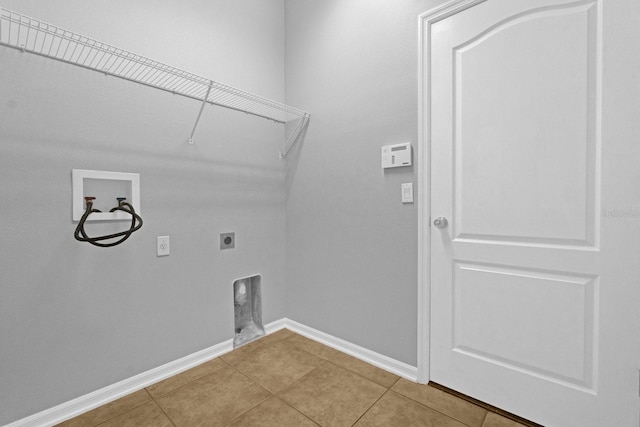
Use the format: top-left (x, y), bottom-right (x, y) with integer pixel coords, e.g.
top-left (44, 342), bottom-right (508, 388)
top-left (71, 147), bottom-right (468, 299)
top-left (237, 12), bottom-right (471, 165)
top-left (347, 366), bottom-right (402, 426)
top-left (272, 333), bottom-right (407, 424)
top-left (285, 334), bottom-right (402, 390)
top-left (388, 387), bottom-right (484, 427)
top-left (215, 332), bottom-right (333, 425)
top-left (349, 387), bottom-right (392, 426)
top-left (150, 356), bottom-right (273, 427)
top-left (480, 410), bottom-right (489, 427)
top-left (285, 335), bottom-right (337, 361)
top-left (221, 336), bottom-right (326, 427)
top-left (275, 359), bottom-right (331, 396)
top-left (148, 399), bottom-right (177, 427)
top-left (225, 360), bottom-right (275, 419)
top-left (227, 360), bottom-right (277, 395)
top-left (220, 392), bottom-right (273, 427)
top-left (276, 397), bottom-right (323, 427)
top-left (144, 359), bottom-right (230, 401)
top-left (323, 358), bottom-right (398, 390)
top-left (376, 388), bottom-right (484, 427)
top-left (284, 329), bottom-right (404, 387)
top-left (91, 390), bottom-right (154, 427)
top-left (203, 332), bottom-right (388, 427)
top-left (219, 330), bottom-right (294, 366)
top-left (254, 329), bottom-right (402, 393)
top-left (267, 345), bottom-right (381, 427)
top-left (393, 390), bottom-right (480, 427)
top-left (222, 340), bottom-right (320, 395)
top-left (145, 358), bottom-right (262, 427)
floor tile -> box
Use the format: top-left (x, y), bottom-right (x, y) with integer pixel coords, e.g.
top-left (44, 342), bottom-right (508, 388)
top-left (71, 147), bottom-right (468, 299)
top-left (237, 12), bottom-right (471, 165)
top-left (279, 362), bottom-right (386, 427)
top-left (221, 329), bottom-right (295, 365)
top-left (55, 389), bottom-right (152, 427)
top-left (392, 379), bottom-right (487, 427)
top-left (155, 365), bottom-right (270, 426)
top-left (146, 357), bottom-right (226, 398)
top-left (286, 333), bottom-right (341, 360)
top-left (329, 351), bottom-right (400, 388)
top-left (227, 396), bottom-right (319, 427)
top-left (354, 391), bottom-right (469, 427)
top-left (267, 328), bottom-right (297, 341)
top-left (482, 412), bottom-right (529, 427)
top-left (232, 339), bottom-right (325, 393)
top-left (97, 401), bottom-right (173, 427)
top-left (55, 331), bottom-right (535, 427)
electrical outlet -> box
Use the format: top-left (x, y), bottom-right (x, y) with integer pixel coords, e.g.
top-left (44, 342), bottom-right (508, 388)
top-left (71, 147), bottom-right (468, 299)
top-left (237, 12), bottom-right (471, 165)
top-left (157, 236), bottom-right (170, 256)
top-left (220, 232), bottom-right (235, 250)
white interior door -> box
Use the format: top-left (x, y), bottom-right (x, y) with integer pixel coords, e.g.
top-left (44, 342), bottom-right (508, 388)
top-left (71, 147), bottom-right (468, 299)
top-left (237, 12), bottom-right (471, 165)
top-left (423, 1), bottom-right (640, 426)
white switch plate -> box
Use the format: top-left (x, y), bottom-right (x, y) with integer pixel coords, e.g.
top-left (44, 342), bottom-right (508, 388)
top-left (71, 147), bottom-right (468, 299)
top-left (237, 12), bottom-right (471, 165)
top-left (157, 236), bottom-right (170, 256)
top-left (401, 183), bottom-right (414, 203)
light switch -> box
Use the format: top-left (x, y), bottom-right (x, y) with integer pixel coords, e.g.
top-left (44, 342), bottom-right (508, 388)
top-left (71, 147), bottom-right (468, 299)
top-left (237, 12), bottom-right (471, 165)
top-left (401, 183), bottom-right (414, 203)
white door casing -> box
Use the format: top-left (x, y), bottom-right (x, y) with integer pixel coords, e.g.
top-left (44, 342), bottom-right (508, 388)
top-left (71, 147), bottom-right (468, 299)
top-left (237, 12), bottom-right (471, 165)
top-left (418, 1), bottom-right (640, 426)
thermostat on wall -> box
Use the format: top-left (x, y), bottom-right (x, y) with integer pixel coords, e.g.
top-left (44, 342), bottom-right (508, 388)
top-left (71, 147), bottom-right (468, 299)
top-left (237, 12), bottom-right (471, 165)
top-left (381, 142), bottom-right (412, 169)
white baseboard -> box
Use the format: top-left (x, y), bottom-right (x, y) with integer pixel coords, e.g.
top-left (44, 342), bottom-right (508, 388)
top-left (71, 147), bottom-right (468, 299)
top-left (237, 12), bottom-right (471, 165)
top-left (263, 317), bottom-right (287, 334)
top-left (283, 318), bottom-right (418, 382)
top-left (4, 334), bottom-right (237, 427)
top-left (6, 318), bottom-right (415, 427)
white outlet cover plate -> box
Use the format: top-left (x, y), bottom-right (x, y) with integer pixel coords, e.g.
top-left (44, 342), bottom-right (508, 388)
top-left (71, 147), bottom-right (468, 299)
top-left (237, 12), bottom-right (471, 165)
top-left (401, 182), bottom-right (414, 203)
top-left (157, 236), bottom-right (170, 256)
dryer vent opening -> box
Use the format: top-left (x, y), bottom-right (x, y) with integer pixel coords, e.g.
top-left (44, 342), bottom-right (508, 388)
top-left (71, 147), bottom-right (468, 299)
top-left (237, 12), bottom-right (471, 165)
top-left (233, 274), bottom-right (265, 348)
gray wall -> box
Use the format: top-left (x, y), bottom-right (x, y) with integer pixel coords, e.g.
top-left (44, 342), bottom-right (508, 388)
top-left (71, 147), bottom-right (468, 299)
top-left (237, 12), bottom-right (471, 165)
top-left (0, 1), bottom-right (454, 423)
top-left (284, 0), bottom-right (442, 366)
top-left (0, 1), bottom-right (287, 424)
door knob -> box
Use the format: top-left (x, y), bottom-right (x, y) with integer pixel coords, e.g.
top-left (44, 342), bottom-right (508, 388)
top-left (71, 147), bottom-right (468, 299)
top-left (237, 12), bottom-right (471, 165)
top-left (433, 217), bottom-right (448, 229)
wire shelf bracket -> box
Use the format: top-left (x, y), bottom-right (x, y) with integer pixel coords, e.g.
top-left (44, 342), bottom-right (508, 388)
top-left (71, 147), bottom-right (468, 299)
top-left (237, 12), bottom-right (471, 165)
top-left (0, 6), bottom-right (310, 156)
top-left (189, 81), bottom-right (213, 145)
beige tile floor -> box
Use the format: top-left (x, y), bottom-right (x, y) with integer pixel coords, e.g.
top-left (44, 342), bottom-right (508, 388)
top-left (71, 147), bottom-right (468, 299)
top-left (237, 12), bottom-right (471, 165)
top-left (56, 329), bottom-right (533, 427)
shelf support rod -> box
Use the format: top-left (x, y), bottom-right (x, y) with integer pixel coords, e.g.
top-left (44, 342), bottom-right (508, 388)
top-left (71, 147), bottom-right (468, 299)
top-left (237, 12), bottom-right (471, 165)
top-left (280, 115), bottom-right (310, 158)
top-left (188, 80), bottom-right (213, 145)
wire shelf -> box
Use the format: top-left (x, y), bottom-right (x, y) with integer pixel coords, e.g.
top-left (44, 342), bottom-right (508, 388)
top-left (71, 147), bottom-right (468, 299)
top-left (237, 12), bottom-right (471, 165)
top-left (0, 7), bottom-right (309, 156)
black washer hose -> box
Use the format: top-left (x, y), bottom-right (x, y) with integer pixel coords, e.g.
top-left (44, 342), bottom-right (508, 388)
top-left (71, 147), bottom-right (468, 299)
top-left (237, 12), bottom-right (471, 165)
top-left (74, 198), bottom-right (143, 247)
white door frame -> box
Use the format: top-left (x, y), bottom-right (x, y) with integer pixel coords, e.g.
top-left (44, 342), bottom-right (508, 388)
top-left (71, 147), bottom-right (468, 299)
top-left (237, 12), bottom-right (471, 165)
top-left (416, 0), bottom-right (488, 384)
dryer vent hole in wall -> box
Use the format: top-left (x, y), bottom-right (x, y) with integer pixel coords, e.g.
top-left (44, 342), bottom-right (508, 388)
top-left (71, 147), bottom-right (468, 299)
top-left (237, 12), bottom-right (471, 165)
top-left (233, 275), bottom-right (265, 348)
